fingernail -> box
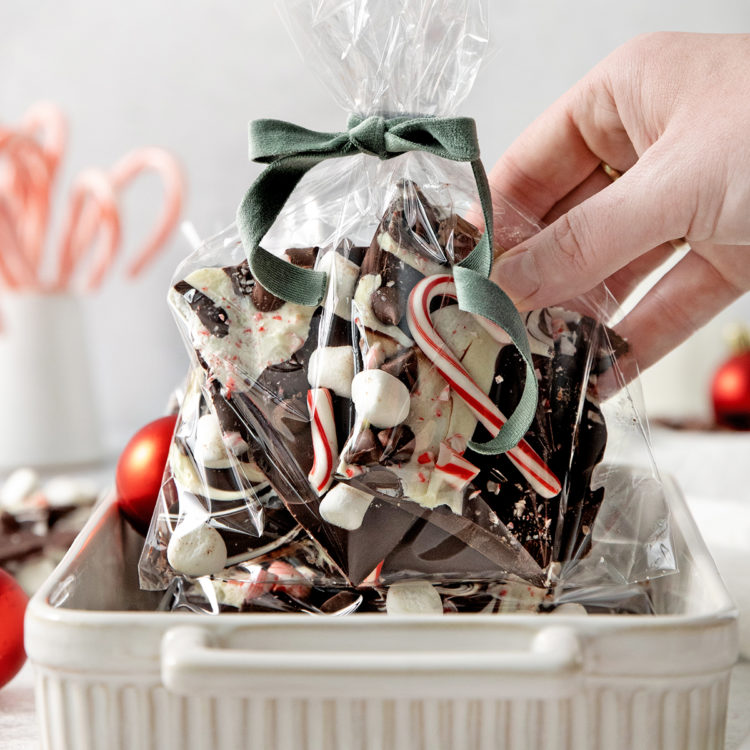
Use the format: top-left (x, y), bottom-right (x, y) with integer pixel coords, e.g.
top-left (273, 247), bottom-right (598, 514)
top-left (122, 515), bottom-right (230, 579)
top-left (494, 250), bottom-right (541, 307)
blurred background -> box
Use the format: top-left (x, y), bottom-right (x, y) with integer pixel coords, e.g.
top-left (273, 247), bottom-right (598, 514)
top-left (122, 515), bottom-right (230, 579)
top-left (2, 0), bottom-right (750, 455)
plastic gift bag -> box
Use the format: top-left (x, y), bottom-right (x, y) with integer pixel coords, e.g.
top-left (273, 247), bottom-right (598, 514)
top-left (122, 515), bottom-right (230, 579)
top-left (139, 0), bottom-right (676, 615)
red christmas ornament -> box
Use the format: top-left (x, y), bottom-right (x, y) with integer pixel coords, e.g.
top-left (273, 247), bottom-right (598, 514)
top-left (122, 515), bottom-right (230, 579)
top-left (0, 569), bottom-right (28, 689)
top-left (116, 414), bottom-right (178, 534)
top-left (712, 328), bottom-right (750, 430)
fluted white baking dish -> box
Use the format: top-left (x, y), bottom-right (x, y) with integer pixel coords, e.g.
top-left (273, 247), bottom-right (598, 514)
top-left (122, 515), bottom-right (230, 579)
top-left (25, 470), bottom-right (738, 750)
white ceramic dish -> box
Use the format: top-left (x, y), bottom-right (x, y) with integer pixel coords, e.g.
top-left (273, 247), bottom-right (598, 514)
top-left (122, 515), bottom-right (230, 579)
top-left (26, 471), bottom-right (738, 750)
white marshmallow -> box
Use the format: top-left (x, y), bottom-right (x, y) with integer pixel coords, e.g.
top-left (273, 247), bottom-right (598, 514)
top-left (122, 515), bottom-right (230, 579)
top-left (167, 522), bottom-right (228, 577)
top-left (319, 482), bottom-right (373, 530)
top-left (44, 476), bottom-right (98, 508)
top-left (194, 413), bottom-right (227, 465)
top-left (351, 369), bottom-right (410, 428)
top-left (0, 467), bottom-right (41, 511)
top-left (308, 347), bottom-right (355, 399)
top-left (551, 603), bottom-right (588, 616)
top-left (386, 581), bottom-right (443, 615)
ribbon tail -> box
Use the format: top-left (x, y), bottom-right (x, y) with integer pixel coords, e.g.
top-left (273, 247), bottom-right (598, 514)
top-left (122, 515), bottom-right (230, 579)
top-left (453, 265), bottom-right (538, 455)
top-left (249, 119), bottom-right (348, 162)
top-left (236, 153), bottom-right (329, 307)
top-left (456, 159), bottom-right (494, 278)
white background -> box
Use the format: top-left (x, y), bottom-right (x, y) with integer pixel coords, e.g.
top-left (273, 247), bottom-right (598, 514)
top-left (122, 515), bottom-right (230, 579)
top-left (2, 0), bottom-right (750, 453)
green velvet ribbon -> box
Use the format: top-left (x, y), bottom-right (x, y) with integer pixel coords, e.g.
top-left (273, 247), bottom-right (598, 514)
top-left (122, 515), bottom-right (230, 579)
top-left (236, 114), bottom-right (537, 455)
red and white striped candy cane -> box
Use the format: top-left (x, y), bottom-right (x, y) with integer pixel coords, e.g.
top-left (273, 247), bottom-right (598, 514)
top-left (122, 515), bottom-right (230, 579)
top-left (407, 274), bottom-right (561, 499)
top-left (307, 388), bottom-right (338, 496)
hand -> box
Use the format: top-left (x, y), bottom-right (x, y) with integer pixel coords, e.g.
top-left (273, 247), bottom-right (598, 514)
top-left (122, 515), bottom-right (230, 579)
top-left (489, 32), bottom-right (750, 372)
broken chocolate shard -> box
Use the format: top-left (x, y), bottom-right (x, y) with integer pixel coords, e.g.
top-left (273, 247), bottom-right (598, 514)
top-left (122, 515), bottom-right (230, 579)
top-left (385, 181), bottom-right (443, 262)
top-left (371, 285), bottom-right (402, 326)
top-left (377, 424), bottom-right (415, 465)
top-left (438, 214), bottom-right (481, 263)
top-left (319, 590), bottom-right (362, 614)
top-left (223, 260), bottom-right (254, 297)
top-left (284, 246), bottom-right (318, 268)
top-left (380, 347), bottom-right (419, 390)
top-left (173, 281), bottom-right (230, 337)
top-left (343, 427), bottom-right (381, 465)
top-left (251, 282), bottom-right (285, 313)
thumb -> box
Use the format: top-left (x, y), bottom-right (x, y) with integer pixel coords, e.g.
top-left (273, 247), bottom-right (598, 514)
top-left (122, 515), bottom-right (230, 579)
top-left (491, 144), bottom-right (686, 310)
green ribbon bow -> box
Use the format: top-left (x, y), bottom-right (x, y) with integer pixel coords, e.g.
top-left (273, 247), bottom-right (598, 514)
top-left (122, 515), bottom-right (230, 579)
top-left (236, 114), bottom-right (537, 455)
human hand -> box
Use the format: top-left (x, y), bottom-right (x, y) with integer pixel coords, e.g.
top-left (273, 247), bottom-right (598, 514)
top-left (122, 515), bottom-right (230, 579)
top-left (490, 32), bottom-right (750, 372)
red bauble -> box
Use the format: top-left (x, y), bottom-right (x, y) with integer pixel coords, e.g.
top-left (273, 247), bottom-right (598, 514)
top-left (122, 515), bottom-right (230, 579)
top-left (116, 414), bottom-right (178, 534)
top-left (712, 351), bottom-right (750, 430)
top-left (0, 569), bottom-right (28, 689)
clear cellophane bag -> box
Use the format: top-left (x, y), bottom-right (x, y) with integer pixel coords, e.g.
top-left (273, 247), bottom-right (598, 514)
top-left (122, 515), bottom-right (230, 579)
top-left (139, 0), bottom-right (675, 616)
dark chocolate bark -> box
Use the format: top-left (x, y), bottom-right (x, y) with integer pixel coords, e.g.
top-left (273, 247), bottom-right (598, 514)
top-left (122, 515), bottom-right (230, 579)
top-left (161, 184), bottom-right (625, 599)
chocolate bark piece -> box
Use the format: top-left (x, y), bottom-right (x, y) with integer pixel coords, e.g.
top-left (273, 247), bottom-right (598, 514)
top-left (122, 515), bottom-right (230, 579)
top-left (284, 246), bottom-right (317, 268)
top-left (169, 427), bottom-right (300, 557)
top-left (358, 184), bottom-right (448, 336)
top-left (380, 493), bottom-right (545, 586)
top-left (319, 590), bottom-right (363, 614)
top-left (467, 309), bottom-right (611, 569)
top-left (377, 424), bottom-right (415, 465)
top-left (359, 236), bottom-right (425, 336)
top-left (437, 214), bottom-right (481, 264)
top-left (380, 347), bottom-right (419, 389)
top-left (384, 180), bottom-right (443, 263)
top-left (343, 427), bottom-right (381, 465)
top-left (0, 526), bottom-right (78, 566)
top-left (251, 283), bottom-right (285, 313)
top-left (371, 285), bottom-right (402, 326)
top-left (223, 260), bottom-right (254, 297)
top-left (173, 282), bottom-right (230, 337)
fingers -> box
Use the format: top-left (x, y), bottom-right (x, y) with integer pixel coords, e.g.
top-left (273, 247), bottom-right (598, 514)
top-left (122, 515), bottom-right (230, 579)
top-left (487, 60), bottom-right (638, 224)
top-left (614, 246), bottom-right (744, 372)
top-left (602, 242), bottom-right (678, 305)
top-left (490, 143), bottom-right (687, 311)
top-left (541, 165), bottom-right (613, 225)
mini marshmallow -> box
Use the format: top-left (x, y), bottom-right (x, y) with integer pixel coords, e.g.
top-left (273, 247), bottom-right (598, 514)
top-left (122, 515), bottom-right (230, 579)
top-left (386, 581), bottom-right (443, 615)
top-left (551, 602), bottom-right (588, 616)
top-left (0, 468), bottom-right (41, 511)
top-left (167, 522), bottom-right (228, 577)
top-left (319, 482), bottom-right (373, 530)
top-left (308, 347), bottom-right (355, 399)
top-left (44, 476), bottom-right (98, 508)
top-left (194, 412), bottom-right (227, 465)
top-left (351, 369), bottom-right (410, 428)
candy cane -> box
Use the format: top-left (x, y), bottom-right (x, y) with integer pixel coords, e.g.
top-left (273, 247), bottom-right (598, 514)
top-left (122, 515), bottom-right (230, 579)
top-left (407, 274), bottom-right (561, 499)
top-left (109, 147), bottom-right (184, 279)
top-left (0, 198), bottom-right (36, 289)
top-left (55, 169), bottom-right (121, 291)
top-left (307, 388), bottom-right (338, 496)
top-left (20, 102), bottom-right (66, 179)
top-left (0, 131), bottom-right (51, 280)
